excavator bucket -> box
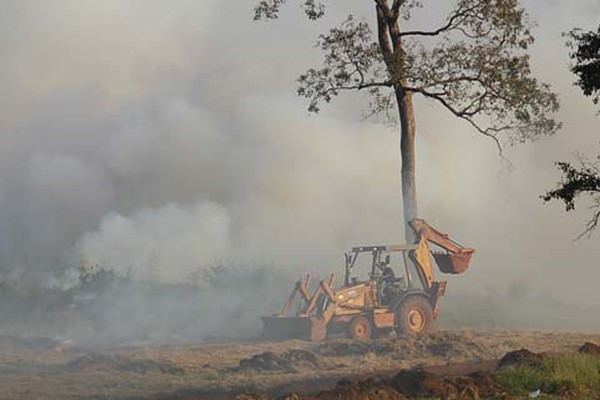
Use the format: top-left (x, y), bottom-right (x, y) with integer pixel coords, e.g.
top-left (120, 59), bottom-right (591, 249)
top-left (261, 273), bottom-right (334, 342)
top-left (432, 251), bottom-right (473, 274)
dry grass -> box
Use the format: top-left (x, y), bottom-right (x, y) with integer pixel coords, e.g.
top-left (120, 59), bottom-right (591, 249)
top-left (0, 330), bottom-right (598, 400)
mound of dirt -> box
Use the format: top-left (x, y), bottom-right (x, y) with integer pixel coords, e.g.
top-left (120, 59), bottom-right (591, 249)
top-left (579, 342), bottom-right (600, 356)
top-left (317, 378), bottom-right (407, 400)
top-left (392, 369), bottom-right (446, 397)
top-left (273, 369), bottom-right (506, 400)
top-left (237, 352), bottom-right (296, 373)
top-left (237, 349), bottom-right (321, 373)
top-left (317, 340), bottom-right (395, 357)
top-left (498, 348), bottom-right (544, 368)
top-left (66, 352), bottom-right (184, 375)
top-left (281, 349), bottom-right (321, 369)
top-left (447, 372), bottom-right (506, 400)
top-left (391, 369), bottom-right (505, 400)
top-left (415, 331), bottom-right (489, 360)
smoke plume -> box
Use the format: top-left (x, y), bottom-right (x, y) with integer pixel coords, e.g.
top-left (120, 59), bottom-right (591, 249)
top-left (0, 0), bottom-right (598, 343)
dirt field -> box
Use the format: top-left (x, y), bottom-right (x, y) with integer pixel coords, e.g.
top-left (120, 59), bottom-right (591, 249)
top-left (0, 330), bottom-right (598, 400)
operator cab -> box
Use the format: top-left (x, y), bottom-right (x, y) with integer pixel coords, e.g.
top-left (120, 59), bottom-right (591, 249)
top-left (344, 245), bottom-right (419, 306)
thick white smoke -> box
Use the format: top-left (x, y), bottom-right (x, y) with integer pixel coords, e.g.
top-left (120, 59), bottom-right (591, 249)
top-left (76, 202), bottom-right (231, 281)
top-left (0, 0), bottom-right (598, 338)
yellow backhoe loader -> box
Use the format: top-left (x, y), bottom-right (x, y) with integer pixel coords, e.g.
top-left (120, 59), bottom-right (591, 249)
top-left (261, 218), bottom-right (474, 341)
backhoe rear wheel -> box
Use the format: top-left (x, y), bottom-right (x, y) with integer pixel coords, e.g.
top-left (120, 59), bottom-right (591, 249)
top-left (395, 296), bottom-right (433, 336)
top-left (349, 316), bottom-right (373, 340)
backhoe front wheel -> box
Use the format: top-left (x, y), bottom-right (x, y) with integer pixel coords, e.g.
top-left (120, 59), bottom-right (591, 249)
top-left (349, 316), bottom-right (373, 340)
top-left (395, 296), bottom-right (433, 336)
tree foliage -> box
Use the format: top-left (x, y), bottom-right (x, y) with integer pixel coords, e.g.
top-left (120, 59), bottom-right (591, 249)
top-left (255, 0), bottom-right (560, 151)
top-left (543, 25), bottom-right (600, 236)
top-left (543, 161), bottom-right (600, 236)
top-left (569, 26), bottom-right (600, 104)
top-left (256, 0), bottom-right (560, 242)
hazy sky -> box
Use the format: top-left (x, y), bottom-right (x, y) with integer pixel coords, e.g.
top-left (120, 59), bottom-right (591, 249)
top-left (0, 1), bottom-right (598, 312)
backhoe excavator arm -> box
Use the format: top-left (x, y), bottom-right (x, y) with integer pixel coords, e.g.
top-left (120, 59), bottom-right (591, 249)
top-left (409, 218), bottom-right (475, 289)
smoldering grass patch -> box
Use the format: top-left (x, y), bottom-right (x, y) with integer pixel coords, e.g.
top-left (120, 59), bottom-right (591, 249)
top-left (0, 263), bottom-right (295, 347)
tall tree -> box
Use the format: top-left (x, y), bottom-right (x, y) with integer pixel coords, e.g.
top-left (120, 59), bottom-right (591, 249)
top-left (256, 0), bottom-right (560, 242)
top-left (543, 25), bottom-right (600, 236)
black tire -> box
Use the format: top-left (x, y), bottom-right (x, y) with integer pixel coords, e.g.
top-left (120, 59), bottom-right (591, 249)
top-left (348, 316), bottom-right (373, 340)
top-left (395, 296), bottom-right (433, 335)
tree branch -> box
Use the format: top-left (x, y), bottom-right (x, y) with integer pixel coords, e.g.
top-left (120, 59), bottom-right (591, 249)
top-left (390, 0), bottom-right (402, 19)
top-left (376, 6), bottom-right (394, 69)
top-left (398, 4), bottom-right (476, 38)
top-left (577, 207), bottom-right (600, 239)
top-left (407, 86), bottom-right (505, 156)
top-left (327, 81), bottom-right (392, 93)
top-left (373, 0), bottom-right (392, 21)
top-left (543, 160), bottom-right (600, 238)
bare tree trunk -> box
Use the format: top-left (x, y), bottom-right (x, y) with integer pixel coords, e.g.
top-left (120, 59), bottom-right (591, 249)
top-left (376, 4), bottom-right (418, 244)
top-left (395, 86), bottom-right (418, 244)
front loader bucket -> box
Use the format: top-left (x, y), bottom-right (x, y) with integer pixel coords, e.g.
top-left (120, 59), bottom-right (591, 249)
top-left (432, 251), bottom-right (473, 274)
top-left (261, 316), bottom-right (326, 342)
